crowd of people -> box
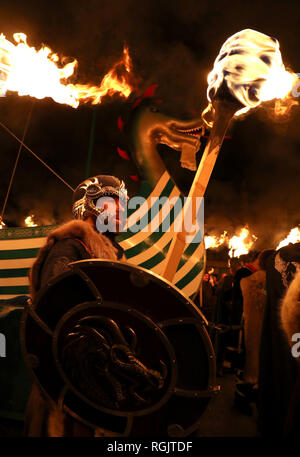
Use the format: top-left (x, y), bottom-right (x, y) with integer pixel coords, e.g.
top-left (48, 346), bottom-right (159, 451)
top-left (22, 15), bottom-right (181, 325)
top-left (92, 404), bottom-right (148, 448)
top-left (198, 247), bottom-right (300, 436)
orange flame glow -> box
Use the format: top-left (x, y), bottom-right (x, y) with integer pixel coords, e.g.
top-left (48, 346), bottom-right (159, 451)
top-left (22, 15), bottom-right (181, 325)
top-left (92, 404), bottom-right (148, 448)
top-left (228, 227), bottom-right (257, 258)
top-left (0, 218), bottom-right (5, 229)
top-left (0, 33), bottom-right (133, 107)
top-left (25, 214), bottom-right (37, 227)
top-left (276, 226), bottom-right (300, 250)
top-left (204, 29), bottom-right (298, 122)
top-left (205, 227), bottom-right (257, 257)
top-left (204, 231), bottom-right (227, 249)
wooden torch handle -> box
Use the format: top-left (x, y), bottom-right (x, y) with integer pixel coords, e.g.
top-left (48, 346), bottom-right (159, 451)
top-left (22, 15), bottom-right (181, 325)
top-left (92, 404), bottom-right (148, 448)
top-left (160, 99), bottom-right (237, 282)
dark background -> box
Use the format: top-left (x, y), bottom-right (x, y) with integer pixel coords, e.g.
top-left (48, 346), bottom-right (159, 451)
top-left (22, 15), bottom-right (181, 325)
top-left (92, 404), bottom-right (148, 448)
top-left (0, 0), bottom-right (300, 249)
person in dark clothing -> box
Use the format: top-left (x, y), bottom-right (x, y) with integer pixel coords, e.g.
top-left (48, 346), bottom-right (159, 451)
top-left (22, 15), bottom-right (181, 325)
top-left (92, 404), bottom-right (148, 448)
top-left (24, 174), bottom-right (127, 437)
top-left (258, 242), bottom-right (300, 437)
top-left (216, 253), bottom-right (260, 380)
top-left (234, 249), bottom-right (275, 413)
top-left (240, 249), bottom-right (275, 385)
top-left (214, 271), bottom-right (234, 375)
top-left (231, 252), bottom-right (260, 325)
top-left (201, 273), bottom-right (217, 321)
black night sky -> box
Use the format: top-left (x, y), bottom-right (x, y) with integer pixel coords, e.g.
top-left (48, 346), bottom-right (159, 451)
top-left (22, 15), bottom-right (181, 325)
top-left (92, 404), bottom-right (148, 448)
top-left (0, 0), bottom-right (300, 250)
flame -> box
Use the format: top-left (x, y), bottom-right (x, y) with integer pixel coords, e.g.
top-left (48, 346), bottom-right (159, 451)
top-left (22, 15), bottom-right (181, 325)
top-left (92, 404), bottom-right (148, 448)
top-left (205, 227), bottom-right (257, 257)
top-left (204, 231), bottom-right (227, 249)
top-left (0, 218), bottom-right (5, 229)
top-left (0, 33), bottom-right (133, 107)
top-left (205, 29), bottom-right (298, 119)
top-left (276, 226), bottom-right (300, 250)
top-left (25, 214), bottom-right (37, 227)
top-left (228, 227), bottom-right (257, 258)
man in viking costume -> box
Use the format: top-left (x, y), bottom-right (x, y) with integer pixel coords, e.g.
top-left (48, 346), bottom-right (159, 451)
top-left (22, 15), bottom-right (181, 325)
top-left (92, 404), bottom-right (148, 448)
top-left (23, 172), bottom-right (217, 438)
top-left (25, 174), bottom-right (128, 436)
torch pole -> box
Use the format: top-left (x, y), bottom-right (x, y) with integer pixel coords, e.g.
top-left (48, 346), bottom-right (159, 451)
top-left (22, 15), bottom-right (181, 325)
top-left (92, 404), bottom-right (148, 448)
top-left (160, 98), bottom-right (239, 282)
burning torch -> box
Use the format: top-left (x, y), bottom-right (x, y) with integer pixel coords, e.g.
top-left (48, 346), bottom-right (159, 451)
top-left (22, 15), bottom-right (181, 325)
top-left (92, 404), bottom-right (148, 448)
top-left (161, 28), bottom-right (298, 282)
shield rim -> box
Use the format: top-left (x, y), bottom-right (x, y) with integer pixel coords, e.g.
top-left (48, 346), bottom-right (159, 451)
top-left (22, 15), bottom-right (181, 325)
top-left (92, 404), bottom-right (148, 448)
top-left (21, 258), bottom-right (217, 435)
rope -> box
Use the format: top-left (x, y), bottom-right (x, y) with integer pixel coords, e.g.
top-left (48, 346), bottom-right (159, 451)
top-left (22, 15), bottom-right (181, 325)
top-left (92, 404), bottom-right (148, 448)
top-left (0, 119), bottom-right (75, 194)
top-left (1, 103), bottom-right (34, 221)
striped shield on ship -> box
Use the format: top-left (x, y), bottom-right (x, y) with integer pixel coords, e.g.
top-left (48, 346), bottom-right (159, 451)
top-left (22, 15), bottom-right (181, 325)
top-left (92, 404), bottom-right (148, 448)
top-left (116, 171), bottom-right (205, 300)
top-left (0, 225), bottom-right (58, 299)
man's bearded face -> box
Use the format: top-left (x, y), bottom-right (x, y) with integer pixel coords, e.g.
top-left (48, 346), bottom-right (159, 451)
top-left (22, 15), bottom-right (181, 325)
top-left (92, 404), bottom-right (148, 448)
top-left (95, 195), bottom-right (126, 234)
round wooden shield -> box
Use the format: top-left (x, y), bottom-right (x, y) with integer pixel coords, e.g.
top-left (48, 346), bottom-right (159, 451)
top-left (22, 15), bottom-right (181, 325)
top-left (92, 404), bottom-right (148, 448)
top-left (22, 259), bottom-right (218, 436)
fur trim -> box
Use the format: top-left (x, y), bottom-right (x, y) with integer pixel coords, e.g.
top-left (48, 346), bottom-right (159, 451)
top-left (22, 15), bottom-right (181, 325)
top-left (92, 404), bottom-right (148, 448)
top-left (281, 270), bottom-right (300, 347)
top-left (30, 220), bottom-right (119, 298)
top-left (26, 220), bottom-right (123, 436)
top-left (47, 220), bottom-right (119, 260)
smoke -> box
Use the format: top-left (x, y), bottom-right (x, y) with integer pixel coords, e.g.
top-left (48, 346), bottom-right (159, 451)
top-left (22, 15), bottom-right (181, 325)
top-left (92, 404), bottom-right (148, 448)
top-left (0, 0), bottom-right (300, 248)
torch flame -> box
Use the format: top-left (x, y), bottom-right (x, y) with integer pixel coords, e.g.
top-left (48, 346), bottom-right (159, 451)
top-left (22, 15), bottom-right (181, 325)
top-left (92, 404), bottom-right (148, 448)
top-left (0, 218), bottom-right (5, 229)
top-left (205, 227), bottom-right (257, 257)
top-left (25, 214), bottom-right (37, 227)
top-left (276, 226), bottom-right (300, 250)
top-left (205, 29), bottom-right (298, 119)
top-left (228, 226), bottom-right (257, 258)
top-left (204, 231), bottom-right (227, 249)
top-left (0, 33), bottom-right (133, 107)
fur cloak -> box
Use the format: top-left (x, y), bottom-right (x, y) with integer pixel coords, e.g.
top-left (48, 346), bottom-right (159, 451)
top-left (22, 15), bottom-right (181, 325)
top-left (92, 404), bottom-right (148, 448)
top-left (29, 219), bottom-right (121, 299)
top-left (25, 219), bottom-right (123, 437)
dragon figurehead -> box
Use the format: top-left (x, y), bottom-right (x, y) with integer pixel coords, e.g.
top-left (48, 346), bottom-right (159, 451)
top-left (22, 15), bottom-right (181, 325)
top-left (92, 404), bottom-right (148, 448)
top-left (125, 97), bottom-right (205, 191)
top-left (116, 89), bottom-right (207, 301)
